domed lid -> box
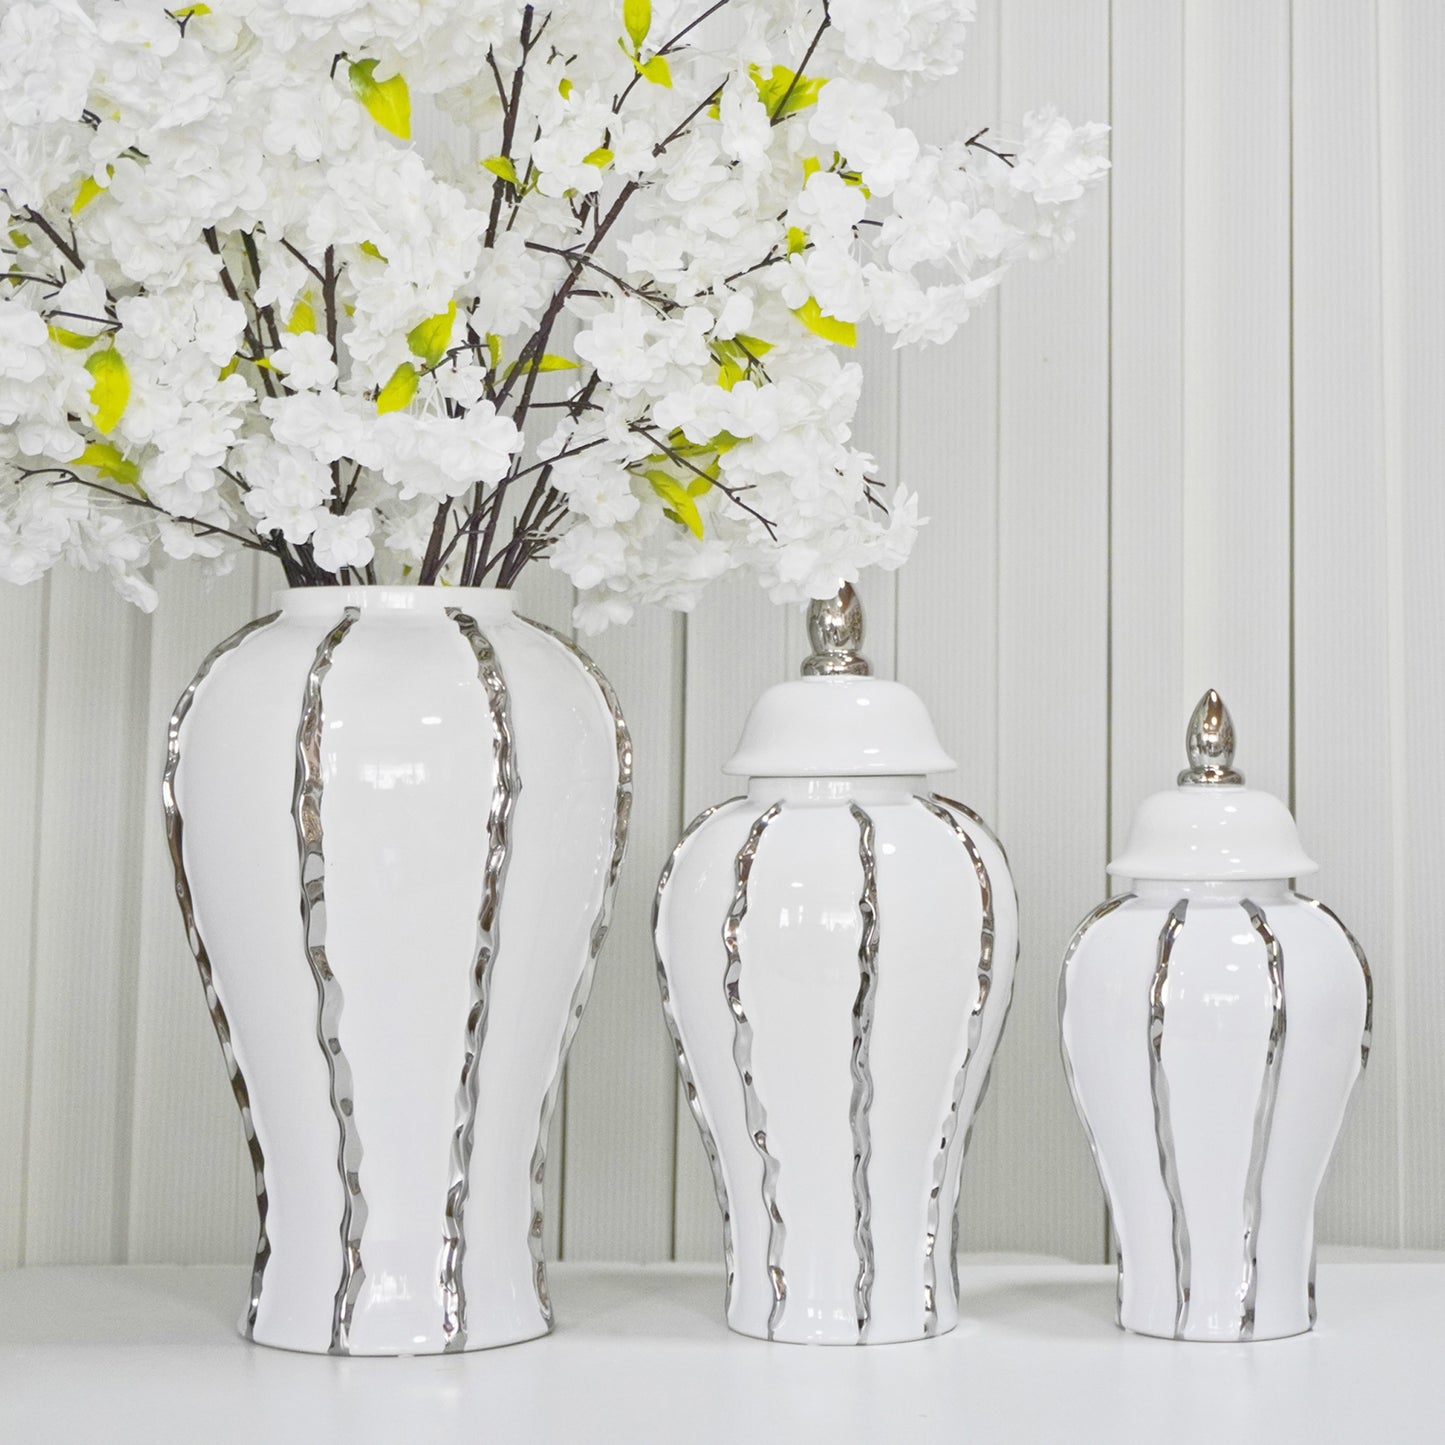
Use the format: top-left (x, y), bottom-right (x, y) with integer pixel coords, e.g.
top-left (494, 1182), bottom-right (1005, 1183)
top-left (1108, 690), bottom-right (1317, 881)
top-left (723, 584), bottom-right (956, 778)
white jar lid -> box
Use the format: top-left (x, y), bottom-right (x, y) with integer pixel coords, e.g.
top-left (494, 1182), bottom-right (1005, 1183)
top-left (1108, 690), bottom-right (1317, 881)
top-left (723, 583), bottom-right (955, 779)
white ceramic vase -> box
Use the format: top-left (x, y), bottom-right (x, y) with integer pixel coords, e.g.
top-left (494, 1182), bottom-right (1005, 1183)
top-left (163, 586), bottom-right (629, 1355)
top-left (654, 588), bottom-right (1018, 1344)
top-left (1059, 692), bottom-right (1372, 1341)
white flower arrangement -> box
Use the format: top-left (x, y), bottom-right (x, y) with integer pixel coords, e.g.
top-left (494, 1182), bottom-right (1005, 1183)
top-left (0, 0), bottom-right (1107, 631)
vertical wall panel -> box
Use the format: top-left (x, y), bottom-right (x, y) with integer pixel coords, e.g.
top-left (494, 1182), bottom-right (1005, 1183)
top-left (1180, 0), bottom-right (1293, 796)
top-left (987, 0), bottom-right (1112, 1259)
top-left (560, 607), bottom-right (684, 1261)
top-left (0, 582), bottom-right (48, 1267)
top-left (1380, 0), bottom-right (1445, 1247)
top-left (1291, 0), bottom-right (1400, 1246)
top-left (21, 571), bottom-right (150, 1263)
top-left (125, 561), bottom-right (263, 1264)
top-left (1109, 0), bottom-right (1185, 869)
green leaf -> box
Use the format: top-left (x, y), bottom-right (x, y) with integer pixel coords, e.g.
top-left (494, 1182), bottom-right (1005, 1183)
top-left (558, 77), bottom-right (573, 99)
top-left (646, 470), bottom-right (704, 540)
top-left (485, 332), bottom-right (503, 371)
top-left (85, 349), bottom-right (130, 433)
top-left (583, 147), bottom-right (614, 169)
top-left (802, 155), bottom-right (822, 181)
top-left (734, 334), bottom-right (773, 358)
top-left (72, 173), bottom-right (107, 215)
top-left (481, 155), bottom-right (519, 185)
top-left (285, 299), bottom-right (316, 335)
top-left (376, 361), bottom-right (419, 414)
top-left (76, 441), bottom-right (140, 488)
top-left (792, 297), bottom-right (856, 348)
top-left (349, 59), bottom-right (412, 141)
top-left (218, 356), bottom-right (239, 380)
top-left (786, 225), bottom-right (807, 255)
top-left (8, 230), bottom-right (31, 249)
top-left (717, 360), bottom-right (746, 391)
top-left (174, 3), bottom-right (210, 16)
top-left (623, 0), bottom-right (652, 50)
top-left (511, 351), bottom-right (578, 376)
top-left (750, 64), bottom-right (826, 117)
top-left (638, 53), bottom-right (672, 88)
top-left (48, 325), bottom-right (99, 350)
top-left (406, 300), bottom-right (457, 367)
top-left (358, 240), bottom-right (386, 261)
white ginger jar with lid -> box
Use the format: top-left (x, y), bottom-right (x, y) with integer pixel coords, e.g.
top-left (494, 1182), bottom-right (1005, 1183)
top-left (653, 586), bottom-right (1018, 1345)
top-left (1059, 690), bottom-right (1372, 1341)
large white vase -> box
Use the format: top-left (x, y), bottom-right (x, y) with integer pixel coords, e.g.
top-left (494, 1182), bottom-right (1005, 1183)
top-left (653, 587), bottom-right (1018, 1344)
top-left (1059, 692), bottom-right (1371, 1341)
top-left (162, 587), bottom-right (629, 1355)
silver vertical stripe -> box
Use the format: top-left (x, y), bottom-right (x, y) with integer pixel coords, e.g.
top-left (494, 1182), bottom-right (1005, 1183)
top-left (1058, 892), bottom-right (1137, 1325)
top-left (723, 803), bottom-right (787, 1340)
top-left (516, 619), bottom-right (631, 1329)
top-left (293, 607), bottom-right (367, 1355)
top-left (1293, 892), bottom-right (1373, 1070)
top-left (440, 610), bottom-right (521, 1349)
top-left (1238, 897), bottom-right (1287, 1341)
top-left (847, 803), bottom-right (880, 1342)
top-left (654, 801), bottom-right (746, 1304)
top-left (1149, 899), bottom-right (1192, 1340)
top-left (163, 611), bottom-right (281, 1339)
top-left (915, 796), bottom-right (997, 1337)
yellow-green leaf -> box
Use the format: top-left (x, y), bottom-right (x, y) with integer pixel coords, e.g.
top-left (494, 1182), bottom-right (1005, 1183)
top-left (750, 64), bottom-right (826, 117)
top-left (8, 230), bottom-right (30, 249)
top-left (72, 173), bottom-right (107, 215)
top-left (406, 300), bottom-right (456, 367)
top-left (85, 348), bottom-right (130, 433)
top-left (559, 77), bottom-right (573, 99)
top-left (482, 155), bottom-right (519, 185)
top-left (646, 470), bottom-right (704, 540)
top-left (358, 240), bottom-right (386, 261)
top-left (583, 147), bottom-right (614, 169)
top-left (48, 325), bottom-right (98, 350)
top-left (75, 441), bottom-right (140, 488)
top-left (709, 430), bottom-right (743, 453)
top-left (218, 356), bottom-right (239, 380)
top-left (285, 299), bottom-right (316, 334)
top-left (786, 225), bottom-right (807, 255)
top-left (376, 361), bottom-right (419, 414)
top-left (802, 155), bottom-right (822, 181)
top-left (734, 334), bottom-right (773, 358)
top-left (349, 59), bottom-right (412, 141)
top-left (623, 0), bottom-right (652, 51)
top-left (792, 297), bottom-right (856, 348)
top-left (174, 3), bottom-right (210, 16)
top-left (511, 352), bottom-right (578, 376)
top-left (717, 360), bottom-right (745, 391)
top-left (638, 53), bottom-right (672, 88)
top-left (485, 332), bottom-right (503, 371)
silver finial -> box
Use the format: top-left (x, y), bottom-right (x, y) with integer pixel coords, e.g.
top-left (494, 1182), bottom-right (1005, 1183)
top-left (802, 582), bottom-right (870, 677)
top-left (1178, 689), bottom-right (1244, 786)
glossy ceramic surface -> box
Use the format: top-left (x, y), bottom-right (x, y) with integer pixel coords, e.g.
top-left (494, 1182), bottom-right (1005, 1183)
top-left (655, 775), bottom-right (1018, 1344)
top-left (166, 587), bottom-right (627, 1354)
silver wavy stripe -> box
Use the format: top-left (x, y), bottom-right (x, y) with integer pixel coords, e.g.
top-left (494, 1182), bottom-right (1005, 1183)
top-left (1149, 899), bottom-right (1192, 1340)
top-left (515, 619), bottom-right (631, 1330)
top-left (654, 801), bottom-right (747, 1304)
top-left (1238, 897), bottom-right (1288, 1341)
top-left (1293, 892), bottom-right (1374, 1070)
top-left (847, 803), bottom-right (880, 1342)
top-left (163, 611), bottom-right (281, 1340)
top-left (931, 791), bottom-right (1014, 872)
top-left (293, 607), bottom-right (367, 1355)
top-left (1058, 892), bottom-right (1137, 1325)
top-left (915, 796), bottom-right (999, 1337)
top-left (438, 610), bottom-right (522, 1349)
top-left (723, 803), bottom-right (787, 1340)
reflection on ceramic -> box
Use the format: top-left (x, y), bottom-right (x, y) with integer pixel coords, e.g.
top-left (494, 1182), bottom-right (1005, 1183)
top-left (1059, 692), bottom-right (1371, 1341)
top-left (654, 587), bottom-right (1018, 1344)
top-left (164, 587), bottom-right (628, 1355)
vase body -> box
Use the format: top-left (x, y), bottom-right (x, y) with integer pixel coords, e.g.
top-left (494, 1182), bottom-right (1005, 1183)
top-left (164, 586), bottom-right (628, 1355)
top-left (655, 775), bottom-right (1018, 1344)
top-left (1060, 879), bottom-right (1370, 1341)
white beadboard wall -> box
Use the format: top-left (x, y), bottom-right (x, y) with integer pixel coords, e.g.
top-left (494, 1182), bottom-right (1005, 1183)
top-left (1, 0), bottom-right (1441, 1269)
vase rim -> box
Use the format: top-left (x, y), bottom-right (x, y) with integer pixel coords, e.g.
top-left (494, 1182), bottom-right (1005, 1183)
top-left (273, 585), bottom-right (516, 617)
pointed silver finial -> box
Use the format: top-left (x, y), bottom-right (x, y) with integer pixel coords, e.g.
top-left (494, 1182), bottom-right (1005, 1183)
top-left (802, 582), bottom-right (870, 677)
top-left (1179, 688), bottom-right (1244, 785)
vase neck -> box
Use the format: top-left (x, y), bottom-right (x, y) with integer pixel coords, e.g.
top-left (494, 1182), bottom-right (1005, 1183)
top-left (273, 585), bottom-right (516, 620)
top-left (745, 776), bottom-right (929, 806)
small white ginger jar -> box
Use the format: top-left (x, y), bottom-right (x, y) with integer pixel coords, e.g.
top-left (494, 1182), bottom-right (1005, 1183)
top-left (1059, 691), bottom-right (1372, 1342)
top-left (654, 586), bottom-right (1018, 1345)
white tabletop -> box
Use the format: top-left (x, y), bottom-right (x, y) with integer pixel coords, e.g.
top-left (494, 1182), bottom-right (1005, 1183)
top-left (0, 1257), bottom-right (1435, 1444)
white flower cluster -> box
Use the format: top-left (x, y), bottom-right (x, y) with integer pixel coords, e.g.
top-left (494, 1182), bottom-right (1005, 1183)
top-left (0, 0), bottom-right (1107, 629)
